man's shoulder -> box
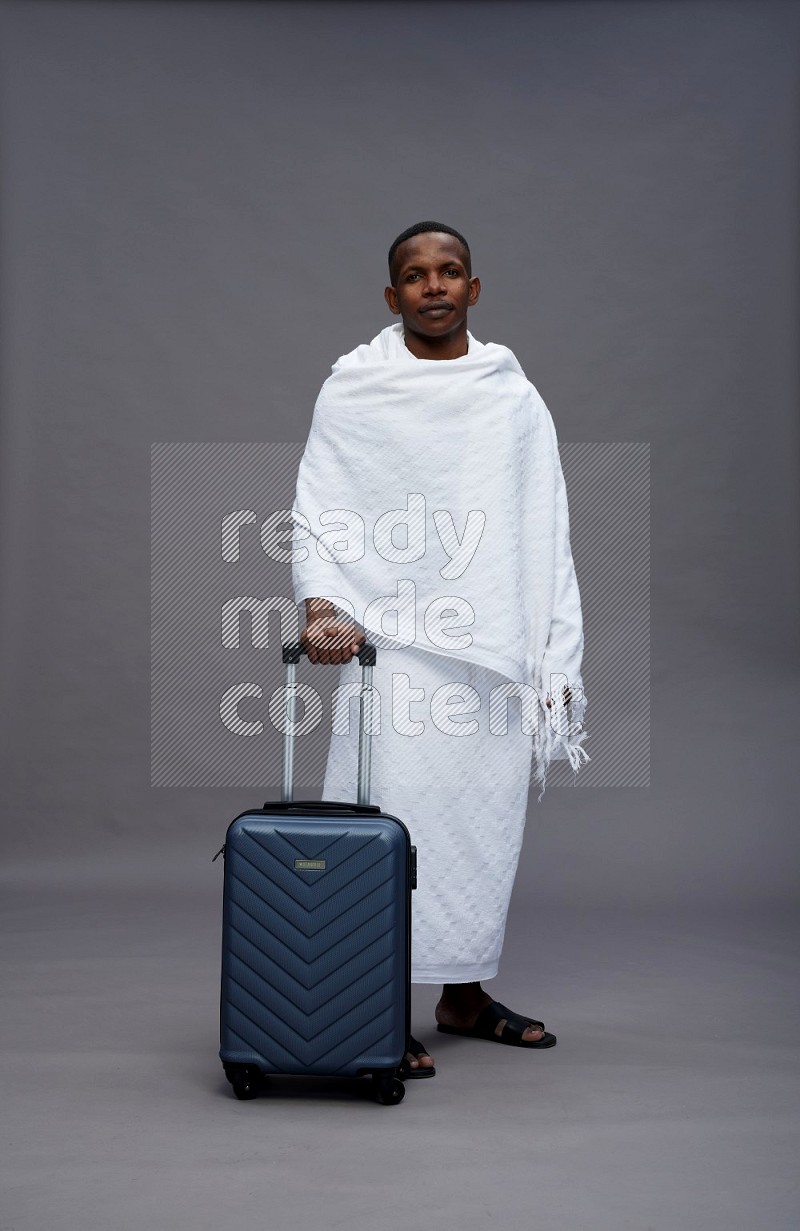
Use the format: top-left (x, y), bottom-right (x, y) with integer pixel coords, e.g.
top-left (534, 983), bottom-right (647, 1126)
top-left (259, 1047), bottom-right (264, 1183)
top-left (331, 324), bottom-right (403, 374)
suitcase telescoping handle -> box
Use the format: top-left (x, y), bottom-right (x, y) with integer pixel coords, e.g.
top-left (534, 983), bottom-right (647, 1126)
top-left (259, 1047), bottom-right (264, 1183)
top-left (280, 640), bottom-right (377, 808)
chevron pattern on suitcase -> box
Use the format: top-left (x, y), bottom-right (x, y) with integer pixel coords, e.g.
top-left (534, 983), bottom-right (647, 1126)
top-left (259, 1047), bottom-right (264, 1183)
top-left (220, 815), bottom-right (409, 1076)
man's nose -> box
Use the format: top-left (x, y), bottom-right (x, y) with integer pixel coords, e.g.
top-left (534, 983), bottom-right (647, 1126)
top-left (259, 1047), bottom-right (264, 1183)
top-left (424, 274), bottom-right (446, 295)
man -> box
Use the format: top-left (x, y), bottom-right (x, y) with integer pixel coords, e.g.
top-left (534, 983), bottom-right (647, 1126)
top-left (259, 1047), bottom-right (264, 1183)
top-left (292, 222), bottom-right (588, 1077)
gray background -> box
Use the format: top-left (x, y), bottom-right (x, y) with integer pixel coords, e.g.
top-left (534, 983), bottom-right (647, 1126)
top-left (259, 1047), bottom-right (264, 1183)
top-left (0, 2), bottom-right (798, 1229)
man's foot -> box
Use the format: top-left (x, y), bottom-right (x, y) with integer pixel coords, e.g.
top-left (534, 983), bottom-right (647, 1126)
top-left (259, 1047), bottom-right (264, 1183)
top-left (398, 1035), bottom-right (436, 1079)
top-left (435, 984), bottom-right (547, 1044)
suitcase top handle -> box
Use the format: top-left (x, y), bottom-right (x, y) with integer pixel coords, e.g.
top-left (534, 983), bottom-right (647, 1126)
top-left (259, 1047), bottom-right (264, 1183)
top-left (282, 641), bottom-right (377, 666)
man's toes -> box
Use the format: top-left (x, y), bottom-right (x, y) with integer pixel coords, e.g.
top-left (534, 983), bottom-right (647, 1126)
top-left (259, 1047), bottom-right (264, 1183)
top-left (404, 1051), bottom-right (434, 1070)
top-left (494, 1018), bottom-right (544, 1043)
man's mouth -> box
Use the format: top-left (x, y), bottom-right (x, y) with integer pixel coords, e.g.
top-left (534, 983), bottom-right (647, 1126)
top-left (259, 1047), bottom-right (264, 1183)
top-left (420, 303), bottom-right (454, 315)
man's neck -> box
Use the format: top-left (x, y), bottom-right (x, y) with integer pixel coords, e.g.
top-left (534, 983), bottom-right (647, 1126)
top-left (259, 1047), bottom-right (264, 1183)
top-left (403, 326), bottom-right (469, 361)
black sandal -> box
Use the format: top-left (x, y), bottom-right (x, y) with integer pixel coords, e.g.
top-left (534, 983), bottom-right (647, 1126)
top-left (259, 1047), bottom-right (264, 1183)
top-left (397, 1034), bottom-right (437, 1079)
top-left (436, 1000), bottom-right (556, 1048)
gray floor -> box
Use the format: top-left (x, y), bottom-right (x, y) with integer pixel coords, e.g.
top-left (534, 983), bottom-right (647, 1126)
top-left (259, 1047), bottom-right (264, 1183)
top-left (2, 848), bottom-right (798, 1231)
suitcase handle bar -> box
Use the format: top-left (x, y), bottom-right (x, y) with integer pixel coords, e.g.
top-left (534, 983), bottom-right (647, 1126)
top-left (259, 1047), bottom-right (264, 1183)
top-left (282, 641), bottom-right (376, 666)
top-left (280, 641), bottom-right (377, 807)
top-left (262, 799), bottom-right (382, 815)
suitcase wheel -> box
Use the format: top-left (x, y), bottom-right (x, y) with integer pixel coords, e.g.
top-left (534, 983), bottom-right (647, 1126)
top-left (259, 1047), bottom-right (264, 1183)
top-left (224, 1063), bottom-right (262, 1101)
top-left (372, 1075), bottom-right (405, 1105)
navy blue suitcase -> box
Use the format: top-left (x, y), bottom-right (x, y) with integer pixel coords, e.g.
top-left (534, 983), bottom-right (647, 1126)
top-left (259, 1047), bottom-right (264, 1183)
top-left (217, 641), bottom-right (415, 1105)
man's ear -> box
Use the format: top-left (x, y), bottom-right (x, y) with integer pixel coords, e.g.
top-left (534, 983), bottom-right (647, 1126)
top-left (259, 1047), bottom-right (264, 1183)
top-left (468, 276), bottom-right (481, 307)
top-left (384, 285), bottom-right (401, 315)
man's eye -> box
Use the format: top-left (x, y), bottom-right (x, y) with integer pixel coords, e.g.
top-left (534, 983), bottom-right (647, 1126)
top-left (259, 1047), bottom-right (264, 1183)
top-left (445, 269), bottom-right (460, 277)
top-left (407, 274), bottom-right (420, 282)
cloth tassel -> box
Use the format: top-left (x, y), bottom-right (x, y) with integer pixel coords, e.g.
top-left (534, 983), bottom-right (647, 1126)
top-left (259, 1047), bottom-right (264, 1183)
top-left (533, 703), bottom-right (590, 804)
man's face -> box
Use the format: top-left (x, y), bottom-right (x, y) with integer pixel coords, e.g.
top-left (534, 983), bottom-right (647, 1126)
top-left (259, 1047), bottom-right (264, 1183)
top-left (384, 233), bottom-right (480, 341)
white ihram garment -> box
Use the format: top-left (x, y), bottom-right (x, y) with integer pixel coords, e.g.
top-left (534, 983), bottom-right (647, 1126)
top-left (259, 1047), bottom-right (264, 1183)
top-left (291, 324), bottom-right (589, 983)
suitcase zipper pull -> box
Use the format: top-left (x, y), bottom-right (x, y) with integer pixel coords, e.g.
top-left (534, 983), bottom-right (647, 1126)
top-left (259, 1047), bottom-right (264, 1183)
top-left (212, 845), bottom-right (226, 863)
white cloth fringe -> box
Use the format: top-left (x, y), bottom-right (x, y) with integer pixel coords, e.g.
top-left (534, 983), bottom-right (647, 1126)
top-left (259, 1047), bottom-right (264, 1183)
top-left (533, 693), bottom-right (591, 803)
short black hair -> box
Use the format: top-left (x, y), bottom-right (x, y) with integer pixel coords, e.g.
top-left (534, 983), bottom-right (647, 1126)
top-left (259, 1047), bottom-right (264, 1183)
top-left (388, 221), bottom-right (472, 284)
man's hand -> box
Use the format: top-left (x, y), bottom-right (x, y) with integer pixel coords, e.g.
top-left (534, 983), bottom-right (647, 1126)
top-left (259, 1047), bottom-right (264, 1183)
top-left (301, 615), bottom-right (366, 665)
